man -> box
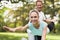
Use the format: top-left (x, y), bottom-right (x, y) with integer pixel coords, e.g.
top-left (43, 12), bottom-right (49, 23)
top-left (32, 0), bottom-right (55, 32)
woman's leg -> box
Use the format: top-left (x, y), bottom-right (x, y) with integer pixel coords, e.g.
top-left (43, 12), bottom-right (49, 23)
top-left (27, 29), bottom-right (34, 40)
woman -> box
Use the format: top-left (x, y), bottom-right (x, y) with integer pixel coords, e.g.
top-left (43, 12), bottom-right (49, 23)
top-left (3, 10), bottom-right (47, 40)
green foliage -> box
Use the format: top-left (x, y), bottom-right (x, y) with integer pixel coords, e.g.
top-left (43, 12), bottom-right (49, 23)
top-left (0, 7), bottom-right (8, 14)
top-left (43, 0), bottom-right (60, 17)
top-left (6, 3), bottom-right (35, 27)
top-left (11, 0), bottom-right (20, 3)
top-left (0, 7), bottom-right (9, 32)
top-left (55, 23), bottom-right (60, 32)
top-left (20, 0), bottom-right (26, 2)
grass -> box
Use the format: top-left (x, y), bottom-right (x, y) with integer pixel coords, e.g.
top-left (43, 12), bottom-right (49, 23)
top-left (46, 33), bottom-right (60, 40)
top-left (0, 32), bottom-right (60, 40)
top-left (0, 32), bottom-right (28, 40)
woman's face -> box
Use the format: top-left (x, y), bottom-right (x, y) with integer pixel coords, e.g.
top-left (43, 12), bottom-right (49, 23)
top-left (29, 12), bottom-right (39, 25)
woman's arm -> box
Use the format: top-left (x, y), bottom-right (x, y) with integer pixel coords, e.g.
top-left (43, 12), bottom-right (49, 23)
top-left (3, 24), bottom-right (28, 32)
top-left (14, 24), bottom-right (28, 31)
top-left (41, 26), bottom-right (47, 40)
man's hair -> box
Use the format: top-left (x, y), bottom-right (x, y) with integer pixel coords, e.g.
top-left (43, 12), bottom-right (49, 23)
top-left (36, 0), bottom-right (43, 5)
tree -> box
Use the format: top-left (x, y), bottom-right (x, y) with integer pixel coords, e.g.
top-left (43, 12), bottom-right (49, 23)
top-left (0, 7), bottom-right (8, 31)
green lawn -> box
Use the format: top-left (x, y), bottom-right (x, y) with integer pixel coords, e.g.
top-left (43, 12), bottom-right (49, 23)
top-left (46, 33), bottom-right (60, 40)
top-left (0, 32), bottom-right (60, 40)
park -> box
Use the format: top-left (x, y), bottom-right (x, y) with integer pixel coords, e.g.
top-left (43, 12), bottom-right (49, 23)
top-left (0, 0), bottom-right (60, 40)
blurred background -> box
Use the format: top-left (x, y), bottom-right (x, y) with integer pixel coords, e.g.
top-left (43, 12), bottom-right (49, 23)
top-left (0, 0), bottom-right (60, 40)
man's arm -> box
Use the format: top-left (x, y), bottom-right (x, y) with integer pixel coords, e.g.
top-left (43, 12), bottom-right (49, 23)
top-left (44, 18), bottom-right (57, 23)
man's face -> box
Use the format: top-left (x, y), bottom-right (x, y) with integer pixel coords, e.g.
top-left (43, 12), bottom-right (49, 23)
top-left (36, 2), bottom-right (43, 11)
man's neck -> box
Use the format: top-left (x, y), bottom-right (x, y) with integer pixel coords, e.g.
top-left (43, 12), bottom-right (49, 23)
top-left (36, 9), bottom-right (41, 12)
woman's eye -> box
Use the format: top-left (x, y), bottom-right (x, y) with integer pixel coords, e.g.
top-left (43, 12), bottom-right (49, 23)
top-left (31, 17), bottom-right (33, 18)
top-left (34, 16), bottom-right (37, 18)
top-left (31, 16), bottom-right (37, 18)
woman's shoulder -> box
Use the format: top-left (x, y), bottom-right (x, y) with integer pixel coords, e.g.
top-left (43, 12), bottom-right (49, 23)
top-left (40, 21), bottom-right (47, 26)
top-left (27, 22), bottom-right (32, 27)
top-left (40, 21), bottom-right (47, 24)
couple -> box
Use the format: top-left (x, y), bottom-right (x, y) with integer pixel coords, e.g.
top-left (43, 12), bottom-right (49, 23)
top-left (3, 0), bottom-right (54, 40)
top-left (3, 10), bottom-right (47, 40)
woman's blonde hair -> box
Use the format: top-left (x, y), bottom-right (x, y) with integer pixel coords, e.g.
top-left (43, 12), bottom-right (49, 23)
top-left (29, 10), bottom-right (39, 17)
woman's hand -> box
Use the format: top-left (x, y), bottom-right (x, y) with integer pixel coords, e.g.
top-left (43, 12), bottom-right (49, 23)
top-left (41, 26), bottom-right (47, 40)
top-left (3, 26), bottom-right (15, 32)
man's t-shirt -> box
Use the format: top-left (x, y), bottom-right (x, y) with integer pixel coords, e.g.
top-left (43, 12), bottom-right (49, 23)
top-left (39, 11), bottom-right (46, 21)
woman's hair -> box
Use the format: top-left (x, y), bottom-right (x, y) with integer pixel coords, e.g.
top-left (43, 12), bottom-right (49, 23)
top-left (29, 10), bottom-right (39, 17)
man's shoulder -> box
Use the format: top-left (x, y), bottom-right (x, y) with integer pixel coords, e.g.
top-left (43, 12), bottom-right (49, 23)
top-left (39, 11), bottom-right (44, 14)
